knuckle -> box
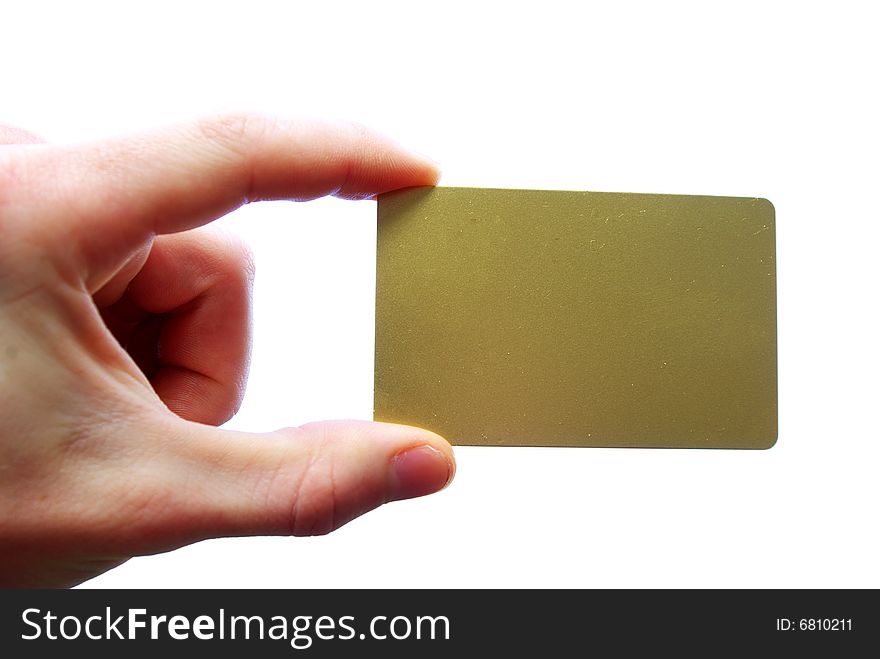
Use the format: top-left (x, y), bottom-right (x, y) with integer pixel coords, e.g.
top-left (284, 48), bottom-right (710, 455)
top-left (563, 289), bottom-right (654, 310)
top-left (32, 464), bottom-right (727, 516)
top-left (194, 112), bottom-right (278, 203)
top-left (337, 120), bottom-right (380, 160)
top-left (291, 474), bottom-right (336, 537)
top-left (196, 111), bottom-right (274, 149)
top-left (275, 428), bottom-right (344, 537)
top-left (289, 490), bottom-right (337, 537)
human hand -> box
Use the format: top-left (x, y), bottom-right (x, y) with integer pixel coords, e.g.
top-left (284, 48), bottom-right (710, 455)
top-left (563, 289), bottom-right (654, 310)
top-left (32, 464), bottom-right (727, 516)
top-left (0, 115), bottom-right (454, 587)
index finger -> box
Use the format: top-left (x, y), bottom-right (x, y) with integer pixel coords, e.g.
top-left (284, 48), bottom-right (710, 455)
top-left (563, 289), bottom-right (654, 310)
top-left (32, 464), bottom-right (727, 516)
top-left (3, 114), bottom-right (439, 284)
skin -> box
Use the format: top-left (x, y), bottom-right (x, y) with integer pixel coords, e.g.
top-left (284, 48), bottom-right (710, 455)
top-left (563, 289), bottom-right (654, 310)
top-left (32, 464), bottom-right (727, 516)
top-left (0, 114), bottom-right (455, 587)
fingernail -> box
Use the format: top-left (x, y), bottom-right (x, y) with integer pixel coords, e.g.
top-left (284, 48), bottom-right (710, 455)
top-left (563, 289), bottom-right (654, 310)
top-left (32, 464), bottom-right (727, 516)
top-left (391, 445), bottom-right (453, 501)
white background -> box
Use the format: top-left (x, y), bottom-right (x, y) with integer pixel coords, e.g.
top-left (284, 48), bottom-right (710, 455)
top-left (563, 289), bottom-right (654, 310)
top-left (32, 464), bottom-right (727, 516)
top-left (3, 1), bottom-right (878, 588)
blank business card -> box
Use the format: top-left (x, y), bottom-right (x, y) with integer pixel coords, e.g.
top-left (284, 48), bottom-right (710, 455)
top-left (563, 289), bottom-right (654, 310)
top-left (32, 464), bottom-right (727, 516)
top-left (375, 187), bottom-right (777, 448)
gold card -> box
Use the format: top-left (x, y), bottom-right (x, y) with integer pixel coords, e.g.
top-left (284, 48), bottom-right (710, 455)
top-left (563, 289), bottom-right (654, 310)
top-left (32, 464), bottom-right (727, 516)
top-left (375, 187), bottom-right (776, 449)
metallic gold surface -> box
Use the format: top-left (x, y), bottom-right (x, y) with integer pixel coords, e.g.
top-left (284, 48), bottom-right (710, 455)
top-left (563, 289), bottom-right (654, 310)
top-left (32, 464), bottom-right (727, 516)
top-left (375, 187), bottom-right (776, 448)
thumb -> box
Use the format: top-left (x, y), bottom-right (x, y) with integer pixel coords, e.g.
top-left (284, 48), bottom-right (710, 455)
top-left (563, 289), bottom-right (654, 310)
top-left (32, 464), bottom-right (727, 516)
top-left (139, 419), bottom-right (455, 550)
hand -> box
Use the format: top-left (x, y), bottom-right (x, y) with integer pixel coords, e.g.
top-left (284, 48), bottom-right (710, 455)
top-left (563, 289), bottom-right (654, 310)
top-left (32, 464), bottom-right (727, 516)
top-left (0, 115), bottom-right (455, 587)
